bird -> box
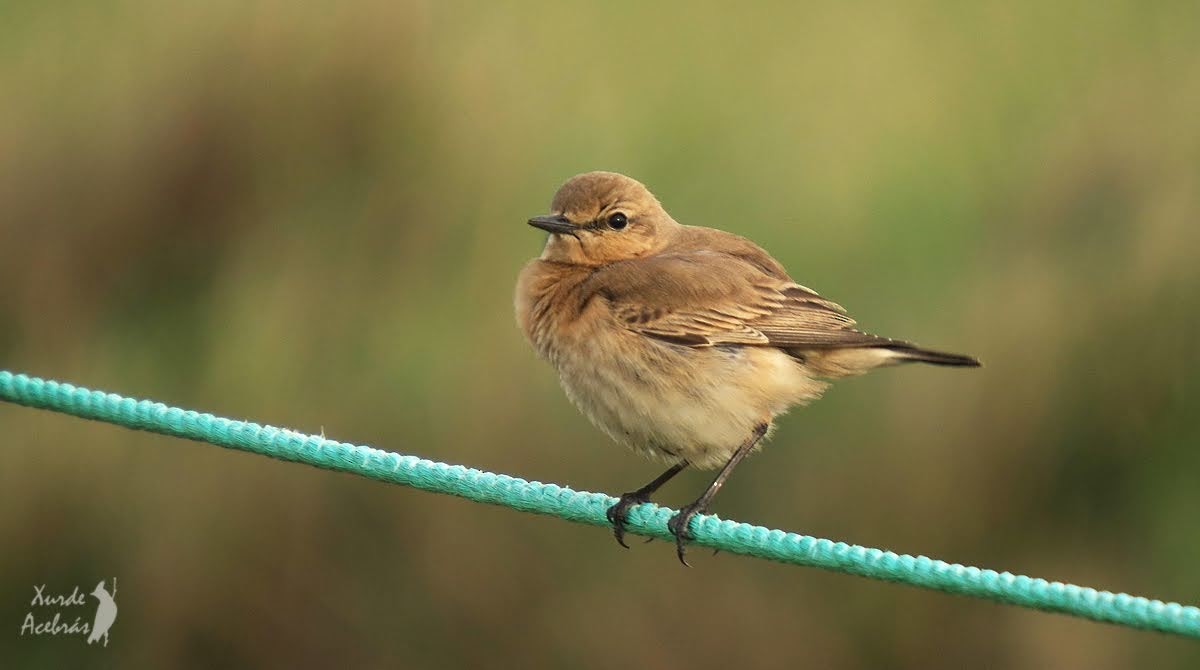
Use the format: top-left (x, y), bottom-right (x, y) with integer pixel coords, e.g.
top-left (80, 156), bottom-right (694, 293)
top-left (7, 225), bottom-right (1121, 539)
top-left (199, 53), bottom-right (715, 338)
top-left (515, 171), bottom-right (979, 565)
top-left (87, 579), bottom-right (117, 647)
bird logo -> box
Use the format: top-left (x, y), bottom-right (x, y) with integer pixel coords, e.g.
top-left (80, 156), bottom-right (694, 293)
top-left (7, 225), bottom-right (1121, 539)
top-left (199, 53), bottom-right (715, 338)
top-left (87, 579), bottom-right (117, 647)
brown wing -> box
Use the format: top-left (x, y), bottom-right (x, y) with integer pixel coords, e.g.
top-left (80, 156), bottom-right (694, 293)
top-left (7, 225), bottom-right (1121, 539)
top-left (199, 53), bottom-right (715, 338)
top-left (588, 251), bottom-right (900, 349)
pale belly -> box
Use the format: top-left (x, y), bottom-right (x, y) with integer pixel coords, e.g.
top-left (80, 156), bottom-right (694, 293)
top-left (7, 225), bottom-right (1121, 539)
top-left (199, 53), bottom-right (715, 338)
top-left (551, 335), bottom-right (827, 469)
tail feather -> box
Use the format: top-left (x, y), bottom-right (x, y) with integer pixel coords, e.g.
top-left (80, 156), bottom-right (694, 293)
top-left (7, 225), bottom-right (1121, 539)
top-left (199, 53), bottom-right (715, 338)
top-left (885, 345), bottom-right (981, 367)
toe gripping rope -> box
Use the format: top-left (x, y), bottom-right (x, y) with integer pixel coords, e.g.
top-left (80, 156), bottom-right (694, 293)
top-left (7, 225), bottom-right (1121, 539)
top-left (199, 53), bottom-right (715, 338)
top-left (1, 370), bottom-right (1198, 639)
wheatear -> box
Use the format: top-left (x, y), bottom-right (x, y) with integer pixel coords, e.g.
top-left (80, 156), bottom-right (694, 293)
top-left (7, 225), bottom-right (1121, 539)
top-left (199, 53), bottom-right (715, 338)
top-left (516, 171), bottom-right (979, 564)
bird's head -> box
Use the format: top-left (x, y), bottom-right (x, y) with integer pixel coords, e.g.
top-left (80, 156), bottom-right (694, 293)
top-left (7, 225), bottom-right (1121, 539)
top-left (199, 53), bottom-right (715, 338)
top-left (528, 171), bottom-right (679, 265)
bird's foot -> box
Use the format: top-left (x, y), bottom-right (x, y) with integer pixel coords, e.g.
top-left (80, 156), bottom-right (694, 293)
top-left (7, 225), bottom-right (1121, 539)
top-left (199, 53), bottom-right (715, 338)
top-left (667, 501), bottom-right (708, 567)
top-left (606, 491), bottom-right (653, 549)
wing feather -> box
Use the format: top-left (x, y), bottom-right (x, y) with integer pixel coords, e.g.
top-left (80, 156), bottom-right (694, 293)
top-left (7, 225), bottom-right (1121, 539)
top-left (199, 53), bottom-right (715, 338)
top-left (591, 251), bottom-right (898, 350)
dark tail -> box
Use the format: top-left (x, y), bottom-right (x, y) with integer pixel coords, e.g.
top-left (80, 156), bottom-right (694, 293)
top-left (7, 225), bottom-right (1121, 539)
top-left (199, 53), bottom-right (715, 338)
top-left (886, 344), bottom-right (981, 368)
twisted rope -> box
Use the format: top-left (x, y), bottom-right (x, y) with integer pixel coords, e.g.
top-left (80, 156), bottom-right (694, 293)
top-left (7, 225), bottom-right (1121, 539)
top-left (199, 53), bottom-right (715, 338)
top-left (2, 369), bottom-right (1197, 638)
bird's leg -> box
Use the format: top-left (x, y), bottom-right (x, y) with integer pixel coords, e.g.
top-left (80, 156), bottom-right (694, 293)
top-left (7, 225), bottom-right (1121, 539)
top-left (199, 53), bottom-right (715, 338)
top-left (606, 461), bottom-right (688, 548)
top-left (667, 423), bottom-right (769, 566)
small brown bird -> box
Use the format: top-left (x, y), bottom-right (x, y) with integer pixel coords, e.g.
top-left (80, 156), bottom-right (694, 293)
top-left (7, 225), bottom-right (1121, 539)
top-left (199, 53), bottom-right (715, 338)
top-left (516, 171), bottom-right (979, 564)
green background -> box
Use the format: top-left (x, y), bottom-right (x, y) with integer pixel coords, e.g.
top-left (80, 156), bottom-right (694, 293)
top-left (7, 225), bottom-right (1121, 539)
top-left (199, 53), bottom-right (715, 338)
top-left (2, 1), bottom-right (1198, 667)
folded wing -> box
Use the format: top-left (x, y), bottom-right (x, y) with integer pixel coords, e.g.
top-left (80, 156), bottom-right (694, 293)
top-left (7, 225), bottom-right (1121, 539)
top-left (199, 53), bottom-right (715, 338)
top-left (588, 251), bottom-right (906, 350)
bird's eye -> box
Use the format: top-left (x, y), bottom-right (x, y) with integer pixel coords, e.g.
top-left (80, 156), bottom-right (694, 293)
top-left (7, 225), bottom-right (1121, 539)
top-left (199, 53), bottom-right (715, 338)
top-left (607, 212), bottom-right (628, 230)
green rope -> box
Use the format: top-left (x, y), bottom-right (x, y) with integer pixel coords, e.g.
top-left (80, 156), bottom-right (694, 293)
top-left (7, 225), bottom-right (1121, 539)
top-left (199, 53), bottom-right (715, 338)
top-left (2, 370), bottom-right (1197, 638)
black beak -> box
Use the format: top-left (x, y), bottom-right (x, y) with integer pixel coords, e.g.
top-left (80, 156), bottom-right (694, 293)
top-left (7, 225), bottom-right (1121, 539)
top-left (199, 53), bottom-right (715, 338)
top-left (527, 214), bottom-right (576, 235)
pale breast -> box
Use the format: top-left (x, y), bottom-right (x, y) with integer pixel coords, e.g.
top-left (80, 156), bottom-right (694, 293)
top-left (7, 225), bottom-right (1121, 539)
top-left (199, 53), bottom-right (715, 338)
top-left (517, 262), bottom-right (826, 468)
top-left (560, 333), bottom-right (827, 468)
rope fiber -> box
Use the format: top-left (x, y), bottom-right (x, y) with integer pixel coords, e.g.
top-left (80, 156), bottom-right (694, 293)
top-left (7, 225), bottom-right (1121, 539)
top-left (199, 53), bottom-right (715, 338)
top-left (2, 369), bottom-right (1198, 639)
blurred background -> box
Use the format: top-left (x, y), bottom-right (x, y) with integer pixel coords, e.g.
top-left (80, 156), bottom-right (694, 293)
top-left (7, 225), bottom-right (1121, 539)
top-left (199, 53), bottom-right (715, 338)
top-left (2, 1), bottom-right (1199, 667)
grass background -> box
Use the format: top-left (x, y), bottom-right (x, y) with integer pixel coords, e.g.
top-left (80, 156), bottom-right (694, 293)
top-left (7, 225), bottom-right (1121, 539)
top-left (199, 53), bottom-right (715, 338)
top-left (2, 1), bottom-right (1199, 667)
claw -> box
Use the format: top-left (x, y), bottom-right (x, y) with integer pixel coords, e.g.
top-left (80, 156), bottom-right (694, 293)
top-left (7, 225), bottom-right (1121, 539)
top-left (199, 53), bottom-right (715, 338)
top-left (606, 492), bottom-right (650, 549)
top-left (604, 462), bottom-right (688, 552)
top-left (667, 503), bottom-right (704, 567)
top-left (677, 543), bottom-right (692, 567)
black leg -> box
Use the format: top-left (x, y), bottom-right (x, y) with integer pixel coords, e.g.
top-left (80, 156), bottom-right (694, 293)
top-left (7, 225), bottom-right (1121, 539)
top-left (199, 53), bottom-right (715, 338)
top-left (606, 461), bottom-right (688, 548)
top-left (667, 423), bottom-right (769, 566)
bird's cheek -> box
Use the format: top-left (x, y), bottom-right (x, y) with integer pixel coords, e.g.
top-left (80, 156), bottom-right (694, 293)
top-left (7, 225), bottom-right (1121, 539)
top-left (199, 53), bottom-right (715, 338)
top-left (604, 237), bottom-right (648, 262)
